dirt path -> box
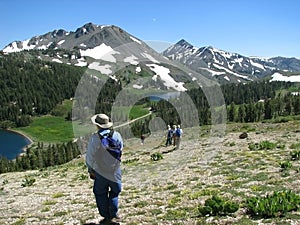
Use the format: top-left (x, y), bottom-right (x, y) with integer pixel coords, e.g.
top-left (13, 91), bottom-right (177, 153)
top-left (113, 112), bottom-right (152, 129)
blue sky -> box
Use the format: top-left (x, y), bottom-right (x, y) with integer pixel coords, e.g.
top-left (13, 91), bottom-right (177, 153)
top-left (0, 0), bottom-right (299, 58)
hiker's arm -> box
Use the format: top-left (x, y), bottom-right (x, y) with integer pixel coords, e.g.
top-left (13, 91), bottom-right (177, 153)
top-left (86, 134), bottom-right (97, 179)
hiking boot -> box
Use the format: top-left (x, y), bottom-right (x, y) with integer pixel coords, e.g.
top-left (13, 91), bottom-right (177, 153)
top-left (99, 218), bottom-right (111, 225)
top-left (110, 215), bottom-right (121, 223)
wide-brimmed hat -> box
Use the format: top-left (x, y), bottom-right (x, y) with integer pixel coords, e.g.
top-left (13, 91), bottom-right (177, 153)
top-left (91, 113), bottom-right (113, 128)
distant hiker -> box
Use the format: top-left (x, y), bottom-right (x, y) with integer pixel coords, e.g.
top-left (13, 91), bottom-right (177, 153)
top-left (172, 125), bottom-right (177, 146)
top-left (165, 125), bottom-right (172, 146)
top-left (140, 133), bottom-right (145, 145)
top-left (86, 113), bottom-right (123, 225)
top-left (175, 125), bottom-right (183, 149)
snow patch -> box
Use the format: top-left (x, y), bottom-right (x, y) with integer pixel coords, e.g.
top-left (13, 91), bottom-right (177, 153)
top-left (88, 62), bottom-right (112, 75)
top-left (213, 64), bottom-right (251, 80)
top-left (270, 72), bottom-right (300, 82)
top-left (133, 84), bottom-right (143, 89)
top-left (250, 59), bottom-right (265, 70)
top-left (3, 39), bottom-right (35, 53)
top-left (75, 58), bottom-right (87, 67)
top-left (200, 67), bottom-right (226, 76)
top-left (136, 66), bottom-right (141, 73)
top-left (224, 76), bottom-right (230, 81)
top-left (130, 36), bottom-right (142, 45)
top-left (57, 40), bottom-right (65, 45)
top-left (52, 58), bottom-right (63, 63)
top-left (141, 52), bottom-right (160, 63)
top-left (80, 43), bottom-right (119, 62)
top-left (124, 55), bottom-right (139, 65)
top-left (146, 64), bottom-right (186, 91)
top-left (47, 42), bottom-right (53, 47)
top-left (37, 45), bottom-right (47, 50)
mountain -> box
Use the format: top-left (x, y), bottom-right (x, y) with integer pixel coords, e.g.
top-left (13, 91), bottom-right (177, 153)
top-left (2, 23), bottom-right (198, 92)
top-left (3, 24), bottom-right (300, 86)
top-left (3, 23), bottom-right (139, 52)
top-left (163, 39), bottom-right (300, 83)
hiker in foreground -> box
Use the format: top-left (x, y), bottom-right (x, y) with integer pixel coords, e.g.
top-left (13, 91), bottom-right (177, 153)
top-left (86, 113), bottom-right (123, 225)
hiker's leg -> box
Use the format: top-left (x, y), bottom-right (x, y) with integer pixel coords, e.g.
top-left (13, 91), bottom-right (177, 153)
top-left (166, 137), bottom-right (170, 146)
top-left (93, 173), bottom-right (110, 218)
top-left (176, 137), bottom-right (181, 149)
top-left (108, 181), bottom-right (122, 218)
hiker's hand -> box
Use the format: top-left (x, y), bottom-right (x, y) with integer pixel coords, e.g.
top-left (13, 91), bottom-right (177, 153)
top-left (89, 172), bottom-right (96, 180)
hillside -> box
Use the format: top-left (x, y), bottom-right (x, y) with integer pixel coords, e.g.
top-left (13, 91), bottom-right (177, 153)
top-left (1, 121), bottom-right (300, 225)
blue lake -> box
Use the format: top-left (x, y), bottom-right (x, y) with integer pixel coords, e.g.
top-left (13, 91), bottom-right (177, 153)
top-left (149, 92), bottom-right (181, 101)
top-left (0, 129), bottom-right (32, 160)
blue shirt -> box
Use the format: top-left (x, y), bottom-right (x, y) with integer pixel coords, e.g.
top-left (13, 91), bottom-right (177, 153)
top-left (86, 129), bottom-right (123, 183)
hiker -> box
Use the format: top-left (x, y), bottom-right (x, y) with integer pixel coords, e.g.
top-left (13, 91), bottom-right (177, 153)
top-left (86, 113), bottom-right (123, 225)
top-left (172, 125), bottom-right (177, 146)
top-left (175, 125), bottom-right (183, 150)
top-left (165, 125), bottom-right (172, 146)
top-left (140, 133), bottom-right (145, 145)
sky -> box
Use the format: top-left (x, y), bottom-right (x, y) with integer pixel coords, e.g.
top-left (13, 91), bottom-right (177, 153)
top-left (0, 0), bottom-right (299, 58)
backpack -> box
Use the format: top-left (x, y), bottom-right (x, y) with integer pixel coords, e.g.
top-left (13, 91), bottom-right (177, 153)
top-left (98, 129), bottom-right (122, 161)
top-left (175, 128), bottom-right (182, 137)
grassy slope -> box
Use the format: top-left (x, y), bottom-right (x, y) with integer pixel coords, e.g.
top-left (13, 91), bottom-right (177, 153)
top-left (1, 121), bottom-right (300, 225)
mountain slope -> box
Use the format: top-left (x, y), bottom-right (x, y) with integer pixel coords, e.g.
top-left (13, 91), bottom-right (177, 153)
top-left (1, 122), bottom-right (300, 224)
top-left (163, 39), bottom-right (300, 83)
top-left (2, 23), bottom-right (201, 92)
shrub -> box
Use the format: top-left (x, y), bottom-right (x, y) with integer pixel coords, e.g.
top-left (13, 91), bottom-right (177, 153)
top-left (151, 152), bottom-right (163, 161)
top-left (290, 143), bottom-right (300, 150)
top-left (290, 150), bottom-right (300, 160)
top-left (248, 141), bottom-right (276, 151)
top-left (279, 161), bottom-right (292, 171)
top-left (246, 190), bottom-right (300, 218)
top-left (2, 179), bottom-right (8, 185)
top-left (198, 195), bottom-right (239, 216)
top-left (123, 157), bottom-right (139, 165)
top-left (21, 175), bottom-right (36, 187)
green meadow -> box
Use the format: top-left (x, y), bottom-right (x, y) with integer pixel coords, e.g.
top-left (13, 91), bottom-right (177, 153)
top-left (16, 116), bottom-right (74, 143)
top-left (15, 100), bottom-right (150, 143)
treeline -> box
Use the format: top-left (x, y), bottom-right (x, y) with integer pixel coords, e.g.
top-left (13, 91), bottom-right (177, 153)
top-left (0, 52), bottom-right (85, 128)
top-left (0, 141), bottom-right (81, 174)
top-left (0, 51), bottom-right (123, 129)
top-left (151, 81), bottom-right (300, 126)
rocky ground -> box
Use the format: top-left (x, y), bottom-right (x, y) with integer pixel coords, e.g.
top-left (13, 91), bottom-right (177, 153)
top-left (1, 121), bottom-right (300, 225)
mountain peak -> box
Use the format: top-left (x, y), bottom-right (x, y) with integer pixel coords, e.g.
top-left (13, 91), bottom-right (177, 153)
top-left (176, 39), bottom-right (193, 48)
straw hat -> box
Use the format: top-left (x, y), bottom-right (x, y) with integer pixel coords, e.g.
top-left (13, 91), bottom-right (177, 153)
top-left (91, 113), bottom-right (113, 128)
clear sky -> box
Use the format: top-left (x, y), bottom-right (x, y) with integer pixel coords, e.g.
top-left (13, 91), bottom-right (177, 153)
top-left (0, 0), bottom-right (299, 58)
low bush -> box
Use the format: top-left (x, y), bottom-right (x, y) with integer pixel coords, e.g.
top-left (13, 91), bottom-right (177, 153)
top-left (151, 152), bottom-right (163, 161)
top-left (198, 195), bottom-right (239, 216)
top-left (290, 150), bottom-right (300, 160)
top-left (279, 161), bottom-right (292, 171)
top-left (248, 140), bottom-right (277, 151)
top-left (21, 175), bottom-right (36, 187)
top-left (246, 190), bottom-right (300, 218)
